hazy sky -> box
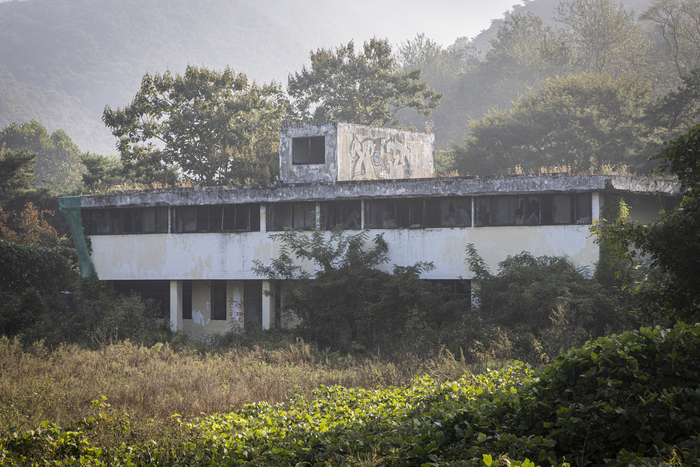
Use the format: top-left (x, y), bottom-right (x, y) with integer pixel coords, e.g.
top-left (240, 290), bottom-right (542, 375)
top-left (0, 0), bottom-right (525, 48)
top-left (346, 0), bottom-right (525, 47)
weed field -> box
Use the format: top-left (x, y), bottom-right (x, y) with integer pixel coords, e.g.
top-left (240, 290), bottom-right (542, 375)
top-left (2, 325), bottom-right (700, 465)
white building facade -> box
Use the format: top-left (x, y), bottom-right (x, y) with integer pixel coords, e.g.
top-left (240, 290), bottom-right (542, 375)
top-left (60, 123), bottom-right (681, 338)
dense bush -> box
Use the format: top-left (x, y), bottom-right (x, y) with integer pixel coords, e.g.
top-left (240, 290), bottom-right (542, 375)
top-left (3, 325), bottom-right (699, 465)
top-left (466, 244), bottom-right (631, 361)
top-left (254, 229), bottom-right (466, 356)
top-left (0, 240), bottom-right (168, 348)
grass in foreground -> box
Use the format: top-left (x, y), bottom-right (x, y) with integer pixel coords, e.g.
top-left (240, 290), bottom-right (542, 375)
top-left (2, 325), bottom-right (700, 465)
top-left (0, 334), bottom-right (490, 438)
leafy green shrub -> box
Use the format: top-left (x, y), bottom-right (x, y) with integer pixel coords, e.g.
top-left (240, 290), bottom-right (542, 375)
top-left (407, 324), bottom-right (700, 466)
top-left (0, 240), bottom-right (168, 347)
top-left (254, 229), bottom-right (466, 356)
top-left (466, 243), bottom-right (630, 362)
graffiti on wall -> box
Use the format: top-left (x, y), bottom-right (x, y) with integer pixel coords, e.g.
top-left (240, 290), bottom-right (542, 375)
top-left (349, 133), bottom-right (412, 180)
top-left (229, 287), bottom-right (244, 324)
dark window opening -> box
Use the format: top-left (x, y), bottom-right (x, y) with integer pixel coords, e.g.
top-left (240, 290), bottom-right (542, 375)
top-left (223, 204), bottom-right (260, 232)
top-left (83, 208), bottom-right (168, 235)
top-left (320, 200), bottom-right (361, 230)
top-left (267, 202), bottom-right (316, 231)
top-left (244, 280), bottom-right (263, 334)
top-left (113, 280), bottom-right (170, 318)
top-left (172, 205), bottom-right (260, 233)
top-left (475, 194), bottom-right (591, 226)
top-left (573, 193), bottom-right (592, 224)
top-left (365, 197), bottom-right (471, 229)
top-left (292, 136), bottom-right (325, 164)
top-left (183, 280), bottom-right (192, 320)
top-left (211, 280), bottom-right (227, 320)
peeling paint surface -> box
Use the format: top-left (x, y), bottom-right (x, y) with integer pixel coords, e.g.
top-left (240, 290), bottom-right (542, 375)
top-left (89, 225), bottom-right (598, 281)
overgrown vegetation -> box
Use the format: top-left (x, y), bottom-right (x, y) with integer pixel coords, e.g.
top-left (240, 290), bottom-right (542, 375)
top-left (253, 229), bottom-right (467, 357)
top-left (0, 335), bottom-right (480, 437)
top-left (2, 325), bottom-right (699, 465)
top-left (596, 123), bottom-right (700, 325)
top-left (253, 229), bottom-right (632, 364)
top-left (0, 240), bottom-right (168, 348)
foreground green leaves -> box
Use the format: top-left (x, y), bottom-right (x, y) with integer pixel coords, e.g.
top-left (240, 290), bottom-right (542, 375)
top-left (3, 325), bottom-right (700, 465)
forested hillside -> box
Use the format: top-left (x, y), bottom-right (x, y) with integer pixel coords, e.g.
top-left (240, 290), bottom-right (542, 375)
top-left (0, 0), bottom-right (396, 154)
top-left (0, 0), bottom-right (656, 156)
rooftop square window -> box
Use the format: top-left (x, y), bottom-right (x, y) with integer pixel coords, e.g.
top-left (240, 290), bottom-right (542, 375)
top-left (292, 136), bottom-right (325, 165)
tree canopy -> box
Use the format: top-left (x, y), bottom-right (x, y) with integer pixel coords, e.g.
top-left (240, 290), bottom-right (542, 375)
top-left (0, 120), bottom-right (84, 187)
top-left (287, 38), bottom-right (442, 127)
top-left (642, 0), bottom-right (700, 78)
top-left (555, 0), bottom-right (654, 76)
top-left (103, 65), bottom-right (284, 186)
top-left (451, 73), bottom-right (651, 175)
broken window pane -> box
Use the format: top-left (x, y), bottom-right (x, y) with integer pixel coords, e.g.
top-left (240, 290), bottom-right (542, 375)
top-left (267, 202), bottom-right (315, 231)
top-left (320, 200), bottom-right (361, 230)
top-left (439, 197), bottom-right (471, 227)
top-left (475, 197), bottom-right (491, 226)
top-left (575, 193), bottom-right (592, 224)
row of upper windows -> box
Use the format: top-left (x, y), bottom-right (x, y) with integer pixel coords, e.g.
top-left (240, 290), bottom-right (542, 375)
top-left (81, 194), bottom-right (592, 235)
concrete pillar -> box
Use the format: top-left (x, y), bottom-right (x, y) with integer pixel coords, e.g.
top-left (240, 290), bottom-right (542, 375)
top-left (471, 196), bottom-right (475, 227)
top-left (262, 280), bottom-right (273, 330)
top-left (170, 280), bottom-right (183, 332)
top-left (592, 192), bottom-right (601, 222)
top-left (360, 199), bottom-right (365, 229)
top-left (260, 204), bottom-right (267, 232)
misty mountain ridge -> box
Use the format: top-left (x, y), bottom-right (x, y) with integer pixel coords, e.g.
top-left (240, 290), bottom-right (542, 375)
top-left (0, 0), bottom-right (654, 155)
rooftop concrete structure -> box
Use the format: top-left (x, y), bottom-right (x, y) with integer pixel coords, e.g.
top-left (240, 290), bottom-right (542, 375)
top-left (279, 123), bottom-right (435, 183)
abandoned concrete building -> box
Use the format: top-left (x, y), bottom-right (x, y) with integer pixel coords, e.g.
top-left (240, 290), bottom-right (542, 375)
top-left (59, 123), bottom-right (681, 338)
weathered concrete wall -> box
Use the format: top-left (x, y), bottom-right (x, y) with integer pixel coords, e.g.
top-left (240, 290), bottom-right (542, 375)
top-left (88, 225), bottom-right (599, 282)
top-left (81, 175), bottom-right (680, 209)
top-left (181, 280), bottom-right (245, 338)
top-left (336, 123), bottom-right (435, 181)
top-left (279, 123), bottom-right (338, 183)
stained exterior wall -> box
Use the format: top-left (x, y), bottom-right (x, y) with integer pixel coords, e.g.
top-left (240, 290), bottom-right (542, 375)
top-left (180, 280), bottom-right (244, 338)
top-left (278, 123), bottom-right (435, 183)
top-left (279, 123), bottom-right (339, 183)
top-left (77, 174), bottom-right (680, 338)
top-left (88, 225), bottom-right (598, 282)
top-left (336, 123), bottom-right (435, 181)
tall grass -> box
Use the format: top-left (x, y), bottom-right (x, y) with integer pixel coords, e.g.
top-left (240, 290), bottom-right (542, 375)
top-left (0, 335), bottom-right (502, 437)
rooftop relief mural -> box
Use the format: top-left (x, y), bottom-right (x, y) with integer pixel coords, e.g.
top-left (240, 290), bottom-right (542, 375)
top-left (347, 133), bottom-right (413, 180)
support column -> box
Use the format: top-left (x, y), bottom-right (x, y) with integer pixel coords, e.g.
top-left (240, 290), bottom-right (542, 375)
top-left (360, 199), bottom-right (365, 229)
top-left (592, 192), bottom-right (601, 223)
top-left (262, 280), bottom-right (274, 330)
top-left (170, 280), bottom-right (183, 332)
top-left (260, 204), bottom-right (267, 232)
top-left (471, 197), bottom-right (475, 227)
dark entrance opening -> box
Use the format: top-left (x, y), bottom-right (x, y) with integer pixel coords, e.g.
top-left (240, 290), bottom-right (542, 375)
top-left (113, 280), bottom-right (170, 318)
top-left (244, 280), bottom-right (263, 334)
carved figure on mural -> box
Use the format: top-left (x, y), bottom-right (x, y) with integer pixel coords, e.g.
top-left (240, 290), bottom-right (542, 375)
top-left (349, 133), bottom-right (412, 180)
top-left (229, 287), bottom-right (244, 324)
